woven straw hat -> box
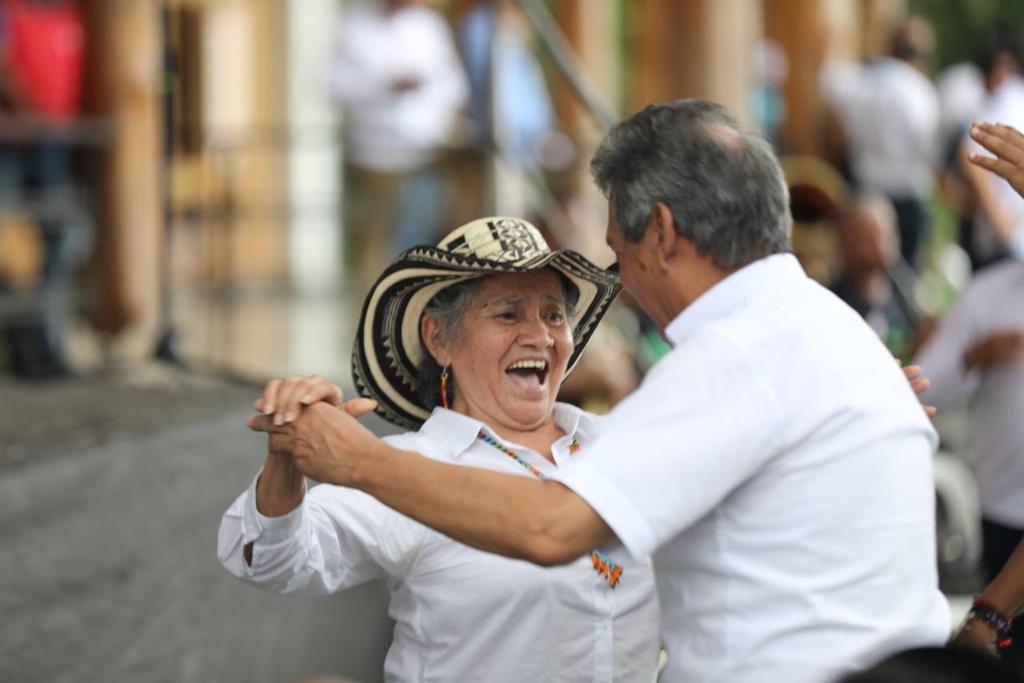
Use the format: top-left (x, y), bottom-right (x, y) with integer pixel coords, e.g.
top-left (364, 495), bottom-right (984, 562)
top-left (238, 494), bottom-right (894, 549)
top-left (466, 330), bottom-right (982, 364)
top-left (351, 216), bottom-right (620, 430)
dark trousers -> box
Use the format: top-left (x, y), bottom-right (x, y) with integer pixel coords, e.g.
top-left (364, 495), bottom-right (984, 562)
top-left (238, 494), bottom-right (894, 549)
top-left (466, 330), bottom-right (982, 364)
top-left (982, 517), bottom-right (1024, 666)
top-left (890, 195), bottom-right (929, 271)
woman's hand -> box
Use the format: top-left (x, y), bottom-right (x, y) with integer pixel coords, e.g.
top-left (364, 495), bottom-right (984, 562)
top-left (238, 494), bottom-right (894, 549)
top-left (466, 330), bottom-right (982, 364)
top-left (969, 122), bottom-right (1024, 199)
top-left (248, 401), bottom-right (381, 486)
top-left (254, 374), bottom-right (344, 426)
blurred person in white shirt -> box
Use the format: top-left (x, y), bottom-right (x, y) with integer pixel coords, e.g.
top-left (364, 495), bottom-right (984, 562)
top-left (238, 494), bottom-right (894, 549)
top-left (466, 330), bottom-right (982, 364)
top-left (820, 16), bottom-right (940, 270)
top-left (923, 119), bottom-right (1024, 665)
top-left (960, 27), bottom-right (1024, 267)
top-left (329, 0), bottom-right (468, 288)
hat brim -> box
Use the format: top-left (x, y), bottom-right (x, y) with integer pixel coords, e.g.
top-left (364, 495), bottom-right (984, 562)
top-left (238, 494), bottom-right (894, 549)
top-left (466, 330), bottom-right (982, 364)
top-left (352, 245), bottom-right (621, 430)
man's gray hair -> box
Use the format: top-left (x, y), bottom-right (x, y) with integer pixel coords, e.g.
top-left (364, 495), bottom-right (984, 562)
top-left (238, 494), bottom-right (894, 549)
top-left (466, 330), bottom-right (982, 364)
top-left (590, 99), bottom-right (792, 270)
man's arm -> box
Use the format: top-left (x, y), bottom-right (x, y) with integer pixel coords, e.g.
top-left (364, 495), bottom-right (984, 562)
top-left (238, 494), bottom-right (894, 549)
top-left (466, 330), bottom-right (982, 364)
top-left (249, 403), bottom-right (614, 566)
top-left (951, 540), bottom-right (1024, 653)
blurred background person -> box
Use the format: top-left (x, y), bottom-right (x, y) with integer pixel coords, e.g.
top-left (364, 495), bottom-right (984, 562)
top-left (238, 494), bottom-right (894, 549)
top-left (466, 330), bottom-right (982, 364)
top-left (831, 195), bottom-right (921, 360)
top-left (960, 26), bottom-right (1024, 269)
top-left (914, 213), bottom-right (1024, 666)
top-left (780, 154), bottom-right (851, 286)
top-left (820, 15), bottom-right (939, 271)
top-left (935, 60), bottom-right (987, 274)
top-left (457, 0), bottom-right (574, 221)
top-left (328, 0), bottom-right (468, 292)
top-left (916, 118), bottom-right (1024, 668)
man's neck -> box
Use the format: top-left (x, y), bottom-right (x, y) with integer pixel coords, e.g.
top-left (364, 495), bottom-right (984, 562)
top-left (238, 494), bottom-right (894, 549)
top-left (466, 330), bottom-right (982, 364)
top-left (655, 260), bottom-right (734, 331)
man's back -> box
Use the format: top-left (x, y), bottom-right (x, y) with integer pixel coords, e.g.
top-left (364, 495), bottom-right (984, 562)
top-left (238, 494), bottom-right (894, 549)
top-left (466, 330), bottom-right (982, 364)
top-left (556, 254), bottom-right (948, 682)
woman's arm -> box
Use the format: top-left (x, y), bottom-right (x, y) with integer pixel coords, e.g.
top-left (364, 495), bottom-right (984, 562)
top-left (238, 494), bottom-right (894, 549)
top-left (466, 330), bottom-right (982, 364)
top-left (246, 375), bottom-right (355, 562)
top-left (217, 377), bottom-right (393, 594)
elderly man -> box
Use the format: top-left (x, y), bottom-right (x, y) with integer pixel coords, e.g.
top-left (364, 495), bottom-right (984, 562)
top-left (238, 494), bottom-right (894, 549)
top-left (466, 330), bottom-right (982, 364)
top-left (252, 100), bottom-right (949, 682)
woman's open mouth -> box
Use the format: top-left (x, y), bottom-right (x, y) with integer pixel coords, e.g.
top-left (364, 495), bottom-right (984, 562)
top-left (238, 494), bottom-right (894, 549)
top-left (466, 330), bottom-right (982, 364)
top-left (505, 359), bottom-right (550, 391)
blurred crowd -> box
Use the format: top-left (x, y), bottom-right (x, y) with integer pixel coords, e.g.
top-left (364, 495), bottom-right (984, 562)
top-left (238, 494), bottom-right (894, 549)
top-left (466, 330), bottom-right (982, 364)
top-left (322, 1), bottom-right (1024, 411)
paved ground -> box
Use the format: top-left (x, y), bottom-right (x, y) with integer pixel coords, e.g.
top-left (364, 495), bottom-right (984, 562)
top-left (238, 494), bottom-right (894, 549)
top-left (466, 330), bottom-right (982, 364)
top-left (0, 367), bottom-right (398, 683)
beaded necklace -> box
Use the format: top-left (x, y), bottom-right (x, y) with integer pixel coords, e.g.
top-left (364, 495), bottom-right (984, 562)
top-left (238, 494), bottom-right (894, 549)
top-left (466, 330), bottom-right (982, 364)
top-left (476, 429), bottom-right (622, 588)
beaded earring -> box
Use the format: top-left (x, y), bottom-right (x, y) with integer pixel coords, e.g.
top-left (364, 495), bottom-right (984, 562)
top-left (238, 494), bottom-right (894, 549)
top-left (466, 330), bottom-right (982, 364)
top-left (440, 366), bottom-right (450, 409)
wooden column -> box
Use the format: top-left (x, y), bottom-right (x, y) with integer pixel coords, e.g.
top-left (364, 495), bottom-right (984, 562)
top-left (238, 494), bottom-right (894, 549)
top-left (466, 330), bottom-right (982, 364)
top-left (629, 0), bottom-right (758, 125)
top-left (233, 0), bottom-right (288, 287)
top-left (82, 0), bottom-right (162, 354)
top-left (763, 0), bottom-right (833, 155)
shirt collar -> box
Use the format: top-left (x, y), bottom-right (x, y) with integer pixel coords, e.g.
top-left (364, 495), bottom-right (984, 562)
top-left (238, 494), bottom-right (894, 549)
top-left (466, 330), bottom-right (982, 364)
top-left (663, 253), bottom-right (805, 346)
top-left (418, 403), bottom-right (593, 460)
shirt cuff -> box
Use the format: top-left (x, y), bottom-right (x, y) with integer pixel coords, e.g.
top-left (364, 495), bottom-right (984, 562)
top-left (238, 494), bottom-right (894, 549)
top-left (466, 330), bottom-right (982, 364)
top-left (242, 471), bottom-right (307, 546)
top-left (548, 460), bottom-right (658, 562)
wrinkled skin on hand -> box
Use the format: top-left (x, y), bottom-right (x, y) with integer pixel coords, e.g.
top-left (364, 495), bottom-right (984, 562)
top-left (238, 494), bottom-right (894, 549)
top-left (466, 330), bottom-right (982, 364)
top-left (248, 400), bottom-right (380, 486)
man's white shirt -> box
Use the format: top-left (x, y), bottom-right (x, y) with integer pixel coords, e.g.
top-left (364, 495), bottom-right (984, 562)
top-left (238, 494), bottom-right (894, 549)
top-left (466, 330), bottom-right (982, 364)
top-left (218, 404), bottom-right (659, 683)
top-left (550, 254), bottom-right (949, 683)
top-left (820, 57), bottom-right (939, 198)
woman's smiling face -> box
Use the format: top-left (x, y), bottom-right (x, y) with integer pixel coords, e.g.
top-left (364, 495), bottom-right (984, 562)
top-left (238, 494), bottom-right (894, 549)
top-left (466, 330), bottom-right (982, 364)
top-left (443, 270), bottom-right (574, 432)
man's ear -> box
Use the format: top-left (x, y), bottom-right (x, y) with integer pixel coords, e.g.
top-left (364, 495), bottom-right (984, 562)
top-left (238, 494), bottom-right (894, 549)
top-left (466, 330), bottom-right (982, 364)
top-left (651, 201), bottom-right (679, 267)
top-left (421, 315), bottom-right (449, 365)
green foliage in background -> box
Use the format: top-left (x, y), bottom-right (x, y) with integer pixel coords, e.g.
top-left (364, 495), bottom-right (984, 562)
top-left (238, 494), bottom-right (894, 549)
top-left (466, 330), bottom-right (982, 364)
top-left (911, 0), bottom-right (1024, 71)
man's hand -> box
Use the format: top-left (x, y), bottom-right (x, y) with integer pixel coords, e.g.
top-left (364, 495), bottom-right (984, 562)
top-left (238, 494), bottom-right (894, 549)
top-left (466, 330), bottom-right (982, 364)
top-left (964, 331), bottom-right (1024, 370)
top-left (969, 122), bottom-right (1024, 199)
top-left (248, 400), bottom-right (380, 485)
top-left (902, 364), bottom-right (937, 417)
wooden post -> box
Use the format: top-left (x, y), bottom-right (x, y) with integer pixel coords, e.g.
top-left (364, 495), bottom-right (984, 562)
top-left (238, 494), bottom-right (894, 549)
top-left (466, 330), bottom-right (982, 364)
top-left (629, 0), bottom-right (758, 125)
top-left (81, 0), bottom-right (162, 355)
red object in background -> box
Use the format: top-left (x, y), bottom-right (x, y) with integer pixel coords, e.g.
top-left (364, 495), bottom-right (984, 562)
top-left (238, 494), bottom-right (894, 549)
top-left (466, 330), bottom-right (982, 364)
top-left (4, 0), bottom-right (85, 121)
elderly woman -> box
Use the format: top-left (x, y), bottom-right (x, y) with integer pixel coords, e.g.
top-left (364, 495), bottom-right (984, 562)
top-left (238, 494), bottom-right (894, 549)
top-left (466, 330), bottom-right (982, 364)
top-left (217, 217), bottom-right (661, 682)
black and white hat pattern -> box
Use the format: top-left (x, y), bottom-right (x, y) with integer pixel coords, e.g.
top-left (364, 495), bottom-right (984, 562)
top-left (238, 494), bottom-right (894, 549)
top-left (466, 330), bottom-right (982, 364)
top-left (352, 217), bottom-right (621, 430)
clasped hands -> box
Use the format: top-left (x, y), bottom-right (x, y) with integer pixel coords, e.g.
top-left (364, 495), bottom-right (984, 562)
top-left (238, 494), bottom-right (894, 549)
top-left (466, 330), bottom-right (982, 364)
top-left (246, 375), bottom-right (380, 486)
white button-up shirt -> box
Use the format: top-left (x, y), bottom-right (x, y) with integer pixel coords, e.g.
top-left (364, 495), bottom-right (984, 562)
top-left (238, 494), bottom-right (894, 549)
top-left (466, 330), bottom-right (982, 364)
top-left (820, 57), bottom-right (939, 198)
top-left (549, 254), bottom-right (949, 683)
top-left (328, 4), bottom-right (468, 173)
top-left (915, 258), bottom-right (1024, 528)
top-left (218, 404), bottom-right (659, 683)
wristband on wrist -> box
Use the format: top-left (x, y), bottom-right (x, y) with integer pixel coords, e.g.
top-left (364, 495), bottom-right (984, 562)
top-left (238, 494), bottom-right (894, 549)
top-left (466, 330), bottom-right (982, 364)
top-left (963, 597), bottom-right (1014, 649)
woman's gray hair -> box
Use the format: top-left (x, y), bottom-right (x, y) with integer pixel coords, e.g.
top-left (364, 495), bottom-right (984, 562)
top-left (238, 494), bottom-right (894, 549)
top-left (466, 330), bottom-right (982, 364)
top-left (590, 99), bottom-right (792, 270)
top-left (415, 271), bottom-right (580, 411)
